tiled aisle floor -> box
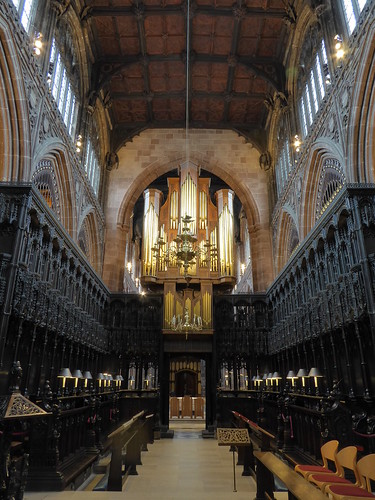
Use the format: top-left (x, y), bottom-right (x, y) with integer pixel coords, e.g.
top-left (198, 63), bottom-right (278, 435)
top-left (25, 421), bottom-right (258, 500)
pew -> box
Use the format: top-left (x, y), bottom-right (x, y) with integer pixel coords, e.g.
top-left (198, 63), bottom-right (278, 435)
top-left (232, 411), bottom-right (275, 451)
top-left (254, 450), bottom-right (328, 500)
top-left (232, 410), bottom-right (276, 476)
top-left (107, 411), bottom-right (148, 491)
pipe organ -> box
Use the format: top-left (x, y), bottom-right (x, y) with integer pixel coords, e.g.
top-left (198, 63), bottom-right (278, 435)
top-left (141, 161), bottom-right (236, 332)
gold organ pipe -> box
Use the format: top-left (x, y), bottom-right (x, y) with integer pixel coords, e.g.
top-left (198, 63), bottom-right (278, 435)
top-left (181, 174), bottom-right (197, 234)
top-left (219, 204), bottom-right (233, 276)
top-left (165, 291), bottom-right (174, 328)
top-left (210, 228), bottom-right (218, 272)
top-left (194, 302), bottom-right (200, 319)
top-left (160, 224), bottom-right (167, 271)
top-left (170, 191), bottom-right (178, 230)
top-left (203, 291), bottom-right (211, 326)
top-left (199, 191), bottom-right (207, 230)
top-left (143, 203), bottom-right (159, 276)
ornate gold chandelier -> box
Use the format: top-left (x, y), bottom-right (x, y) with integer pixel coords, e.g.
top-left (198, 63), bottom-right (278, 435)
top-left (152, 214), bottom-right (217, 279)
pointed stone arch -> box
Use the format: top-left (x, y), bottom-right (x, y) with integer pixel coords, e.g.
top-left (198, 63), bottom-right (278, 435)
top-left (0, 18), bottom-right (31, 181)
top-left (300, 141), bottom-right (345, 238)
top-left (32, 141), bottom-right (76, 237)
top-left (274, 208), bottom-right (299, 274)
top-left (78, 210), bottom-right (102, 274)
top-left (347, 17), bottom-right (375, 183)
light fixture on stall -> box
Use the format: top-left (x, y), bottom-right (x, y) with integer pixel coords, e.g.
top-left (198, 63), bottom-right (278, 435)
top-left (297, 368), bottom-right (308, 389)
top-left (115, 374), bottom-right (124, 388)
top-left (272, 372), bottom-right (282, 388)
top-left (58, 368), bottom-right (72, 393)
top-left (97, 372), bottom-right (104, 390)
top-left (308, 367), bottom-right (323, 389)
top-left (72, 369), bottom-right (83, 391)
top-left (83, 371), bottom-right (93, 389)
top-left (286, 370), bottom-right (298, 388)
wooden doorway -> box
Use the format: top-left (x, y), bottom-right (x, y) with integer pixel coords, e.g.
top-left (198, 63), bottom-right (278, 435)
top-left (175, 370), bottom-right (198, 396)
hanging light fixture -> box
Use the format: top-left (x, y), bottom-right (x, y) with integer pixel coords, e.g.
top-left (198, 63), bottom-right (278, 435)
top-left (152, 0), bottom-right (216, 283)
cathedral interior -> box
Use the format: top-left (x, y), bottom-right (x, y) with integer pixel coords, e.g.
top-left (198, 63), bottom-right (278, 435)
top-left (0, 0), bottom-right (375, 495)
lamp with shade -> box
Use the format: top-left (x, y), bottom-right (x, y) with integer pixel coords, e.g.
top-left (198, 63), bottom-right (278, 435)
top-left (72, 369), bottom-right (83, 393)
top-left (286, 370), bottom-right (298, 389)
top-left (272, 372), bottom-right (282, 389)
top-left (97, 372), bottom-right (104, 391)
top-left (57, 368), bottom-right (72, 395)
top-left (297, 368), bottom-right (308, 392)
top-left (82, 371), bottom-right (93, 390)
top-left (308, 367), bottom-right (323, 393)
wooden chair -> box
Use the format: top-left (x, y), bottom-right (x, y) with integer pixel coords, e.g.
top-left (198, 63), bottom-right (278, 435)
top-left (325, 454), bottom-right (375, 499)
top-left (194, 397), bottom-right (204, 418)
top-left (295, 440), bottom-right (339, 479)
top-left (182, 395), bottom-right (192, 418)
top-left (169, 397), bottom-right (179, 418)
top-left (308, 446), bottom-right (360, 492)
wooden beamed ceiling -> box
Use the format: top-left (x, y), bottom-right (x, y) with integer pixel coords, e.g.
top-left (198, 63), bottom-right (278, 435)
top-left (85, 0), bottom-right (290, 151)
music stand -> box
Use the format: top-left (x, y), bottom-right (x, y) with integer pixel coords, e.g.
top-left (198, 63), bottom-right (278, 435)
top-left (217, 428), bottom-right (250, 492)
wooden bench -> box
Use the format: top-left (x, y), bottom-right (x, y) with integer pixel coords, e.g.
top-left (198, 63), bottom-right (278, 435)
top-left (254, 450), bottom-right (328, 500)
top-left (232, 410), bottom-right (276, 476)
top-left (232, 411), bottom-right (275, 451)
top-left (107, 411), bottom-right (148, 491)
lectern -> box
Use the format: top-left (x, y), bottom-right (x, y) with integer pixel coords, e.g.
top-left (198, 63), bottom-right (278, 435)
top-left (217, 428), bottom-right (251, 492)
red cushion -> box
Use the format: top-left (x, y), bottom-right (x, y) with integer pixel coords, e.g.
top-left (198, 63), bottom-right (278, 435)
top-left (310, 474), bottom-right (351, 484)
top-left (328, 484), bottom-right (374, 497)
top-left (296, 465), bottom-right (330, 472)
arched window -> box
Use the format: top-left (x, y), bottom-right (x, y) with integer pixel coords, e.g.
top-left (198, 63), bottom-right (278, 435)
top-left (316, 158), bottom-right (346, 219)
top-left (10, 0), bottom-right (36, 33)
top-left (47, 37), bottom-right (78, 140)
top-left (84, 138), bottom-right (100, 195)
top-left (275, 111), bottom-right (293, 196)
top-left (32, 160), bottom-right (60, 219)
top-left (298, 34), bottom-right (330, 138)
top-left (341, 0), bottom-right (368, 34)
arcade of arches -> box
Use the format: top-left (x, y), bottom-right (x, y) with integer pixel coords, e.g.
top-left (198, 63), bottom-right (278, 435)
top-left (0, 0), bottom-right (375, 494)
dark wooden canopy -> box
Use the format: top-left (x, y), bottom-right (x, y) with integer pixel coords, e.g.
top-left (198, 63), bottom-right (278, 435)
top-left (85, 0), bottom-right (290, 151)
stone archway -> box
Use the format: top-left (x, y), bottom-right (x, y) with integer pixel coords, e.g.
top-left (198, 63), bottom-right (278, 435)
top-left (103, 128), bottom-right (273, 292)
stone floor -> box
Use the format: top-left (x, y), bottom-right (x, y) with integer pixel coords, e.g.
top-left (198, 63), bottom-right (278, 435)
top-left (24, 421), bottom-right (288, 500)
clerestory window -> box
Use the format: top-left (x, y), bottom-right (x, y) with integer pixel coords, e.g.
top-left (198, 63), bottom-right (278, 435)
top-left (48, 38), bottom-right (78, 140)
top-left (275, 139), bottom-right (292, 196)
top-left (298, 40), bottom-right (330, 138)
top-left (84, 138), bottom-right (100, 195)
top-left (10, 0), bottom-right (36, 33)
top-left (341, 0), bottom-right (367, 34)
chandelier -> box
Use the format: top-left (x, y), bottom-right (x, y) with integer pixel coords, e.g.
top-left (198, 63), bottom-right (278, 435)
top-left (171, 305), bottom-right (203, 340)
top-left (152, 214), bottom-right (216, 339)
top-left (152, 214), bottom-right (217, 279)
